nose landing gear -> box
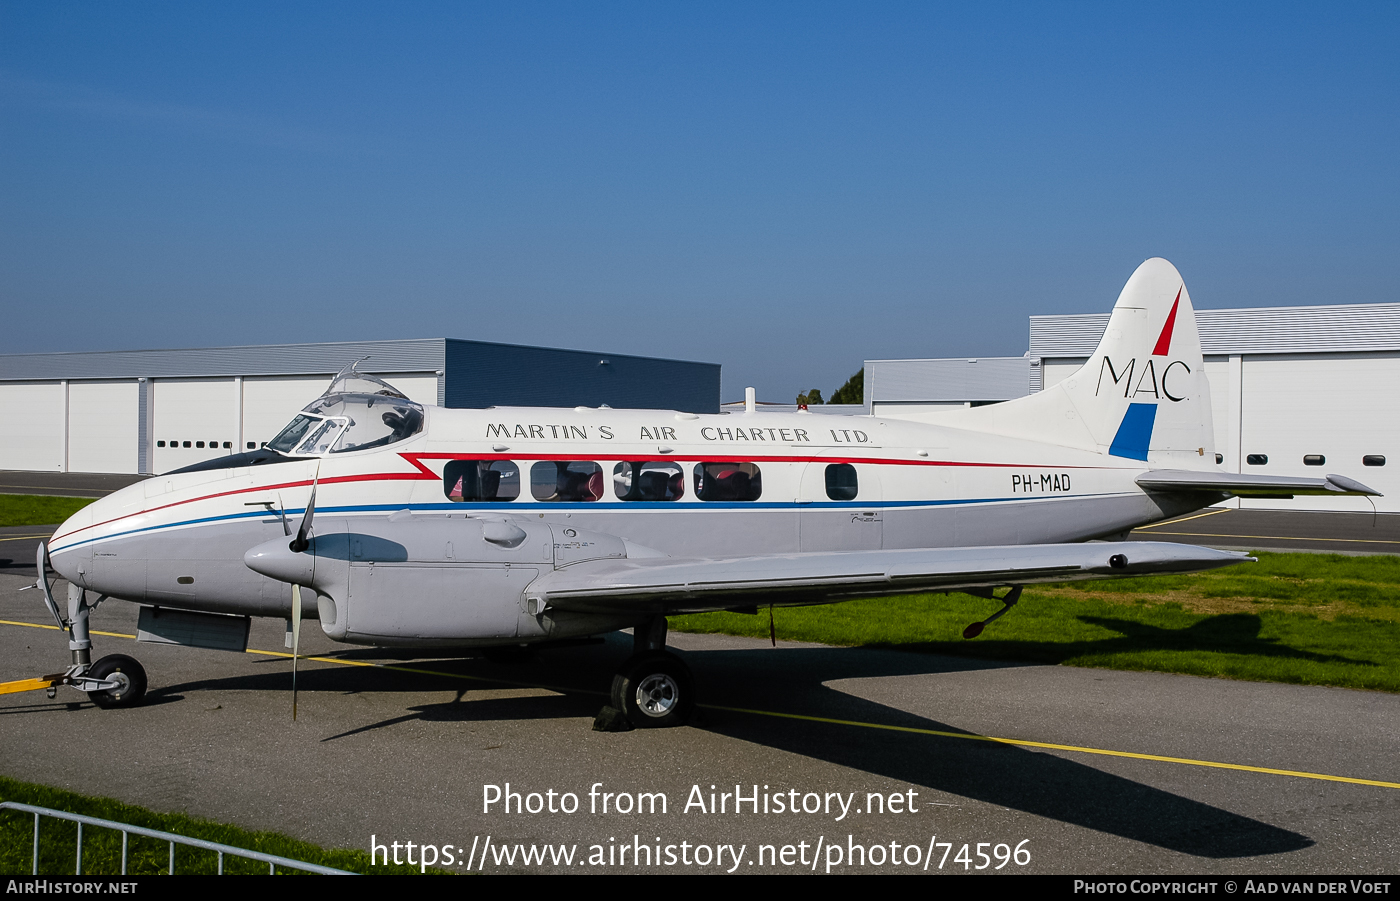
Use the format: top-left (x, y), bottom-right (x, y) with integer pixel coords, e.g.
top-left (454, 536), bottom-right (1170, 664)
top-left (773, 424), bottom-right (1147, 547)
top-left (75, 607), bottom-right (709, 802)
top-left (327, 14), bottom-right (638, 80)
top-left (0, 542), bottom-right (148, 709)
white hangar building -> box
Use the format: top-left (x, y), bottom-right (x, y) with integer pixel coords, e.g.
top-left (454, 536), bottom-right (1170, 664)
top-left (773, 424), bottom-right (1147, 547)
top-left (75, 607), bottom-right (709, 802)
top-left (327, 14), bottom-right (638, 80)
top-left (866, 302), bottom-right (1400, 513)
top-left (0, 338), bottom-right (720, 476)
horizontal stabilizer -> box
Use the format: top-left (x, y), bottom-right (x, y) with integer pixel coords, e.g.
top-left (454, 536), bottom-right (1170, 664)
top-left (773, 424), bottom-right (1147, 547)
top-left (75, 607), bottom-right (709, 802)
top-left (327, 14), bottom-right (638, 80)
top-left (527, 541), bottom-right (1250, 615)
top-left (1137, 470), bottom-right (1382, 498)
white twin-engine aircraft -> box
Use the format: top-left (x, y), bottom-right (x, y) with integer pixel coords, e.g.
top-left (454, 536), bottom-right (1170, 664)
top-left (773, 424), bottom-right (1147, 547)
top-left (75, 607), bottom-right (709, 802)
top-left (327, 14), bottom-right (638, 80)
top-left (27, 258), bottom-right (1379, 728)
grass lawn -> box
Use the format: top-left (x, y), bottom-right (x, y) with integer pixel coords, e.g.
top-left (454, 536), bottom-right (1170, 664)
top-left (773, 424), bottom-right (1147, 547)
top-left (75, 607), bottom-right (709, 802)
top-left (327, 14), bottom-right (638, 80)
top-left (0, 494), bottom-right (95, 528)
top-left (671, 552), bottom-right (1400, 693)
top-left (0, 775), bottom-right (434, 875)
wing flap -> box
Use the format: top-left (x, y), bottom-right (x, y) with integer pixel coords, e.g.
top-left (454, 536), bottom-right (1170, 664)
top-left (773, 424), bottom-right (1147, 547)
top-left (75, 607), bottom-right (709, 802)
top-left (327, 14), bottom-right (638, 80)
top-left (527, 541), bottom-right (1249, 615)
top-left (1137, 469), bottom-right (1381, 498)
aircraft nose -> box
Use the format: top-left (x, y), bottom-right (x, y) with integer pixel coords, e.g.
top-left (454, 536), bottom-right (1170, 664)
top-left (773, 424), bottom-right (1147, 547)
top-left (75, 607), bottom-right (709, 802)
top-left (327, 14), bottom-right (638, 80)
top-left (244, 536), bottom-right (315, 587)
top-left (47, 500), bottom-right (97, 584)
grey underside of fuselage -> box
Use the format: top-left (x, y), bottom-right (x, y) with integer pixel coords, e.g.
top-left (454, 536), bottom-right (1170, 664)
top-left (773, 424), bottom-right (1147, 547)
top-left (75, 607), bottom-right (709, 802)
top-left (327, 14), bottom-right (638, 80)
top-left (66, 490), bottom-right (1208, 623)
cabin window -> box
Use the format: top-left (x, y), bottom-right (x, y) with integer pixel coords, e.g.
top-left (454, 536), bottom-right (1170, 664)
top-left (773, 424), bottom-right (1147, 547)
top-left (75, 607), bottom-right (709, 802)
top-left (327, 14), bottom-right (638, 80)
top-left (157, 441), bottom-right (165, 447)
top-left (1303, 455), bottom-right (1325, 466)
top-left (825, 463), bottom-right (859, 500)
top-left (694, 462), bottom-right (762, 501)
top-left (196, 441), bottom-right (205, 448)
top-left (1246, 454), bottom-right (1268, 466)
top-left (1364, 455), bottom-right (1386, 466)
top-left (614, 461), bottom-right (684, 501)
top-left (531, 461), bottom-right (604, 502)
top-left (182, 441), bottom-right (191, 448)
top-left (444, 460), bottom-right (520, 502)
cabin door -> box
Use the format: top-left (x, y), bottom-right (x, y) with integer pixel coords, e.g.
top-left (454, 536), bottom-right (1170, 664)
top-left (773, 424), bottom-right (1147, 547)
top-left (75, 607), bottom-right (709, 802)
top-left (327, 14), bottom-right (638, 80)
top-left (797, 462), bottom-right (883, 552)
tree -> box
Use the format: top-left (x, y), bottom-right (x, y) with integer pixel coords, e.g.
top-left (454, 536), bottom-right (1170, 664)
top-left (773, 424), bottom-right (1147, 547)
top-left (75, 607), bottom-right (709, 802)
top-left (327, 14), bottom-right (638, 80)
top-left (795, 388), bottom-right (824, 405)
top-left (829, 368), bottom-right (863, 405)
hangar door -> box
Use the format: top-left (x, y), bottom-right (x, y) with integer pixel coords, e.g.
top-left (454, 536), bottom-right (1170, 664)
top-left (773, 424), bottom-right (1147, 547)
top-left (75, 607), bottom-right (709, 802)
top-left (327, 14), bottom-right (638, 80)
top-left (0, 382), bottom-right (65, 471)
top-left (1238, 354), bottom-right (1399, 513)
top-left (151, 379), bottom-right (240, 474)
top-left (69, 381), bottom-right (139, 473)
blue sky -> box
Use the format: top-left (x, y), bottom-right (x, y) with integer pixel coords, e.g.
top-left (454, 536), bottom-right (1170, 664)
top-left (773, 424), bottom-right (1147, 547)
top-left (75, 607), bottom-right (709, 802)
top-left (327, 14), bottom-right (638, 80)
top-left (2, 3), bottom-right (1396, 402)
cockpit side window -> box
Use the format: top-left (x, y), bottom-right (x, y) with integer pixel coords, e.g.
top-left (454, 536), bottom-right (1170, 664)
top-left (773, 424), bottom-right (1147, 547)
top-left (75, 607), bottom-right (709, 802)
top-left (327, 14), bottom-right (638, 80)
top-left (264, 367), bottom-right (426, 458)
top-left (296, 417), bottom-right (348, 455)
top-left (266, 415), bottom-right (320, 454)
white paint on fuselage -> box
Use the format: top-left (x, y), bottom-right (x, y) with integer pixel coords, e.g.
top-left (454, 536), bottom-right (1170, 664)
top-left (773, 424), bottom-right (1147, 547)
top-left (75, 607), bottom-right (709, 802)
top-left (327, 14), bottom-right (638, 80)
top-left (46, 403), bottom-right (1194, 617)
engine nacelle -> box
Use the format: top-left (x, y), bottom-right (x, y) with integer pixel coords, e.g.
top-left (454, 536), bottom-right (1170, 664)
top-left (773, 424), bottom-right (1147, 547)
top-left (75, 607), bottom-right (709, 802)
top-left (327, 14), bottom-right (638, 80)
top-left (245, 514), bottom-right (642, 645)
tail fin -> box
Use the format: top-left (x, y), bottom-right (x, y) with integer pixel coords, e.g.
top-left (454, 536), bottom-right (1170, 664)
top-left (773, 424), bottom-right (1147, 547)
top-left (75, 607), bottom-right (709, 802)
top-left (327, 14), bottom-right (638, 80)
top-left (928, 258), bottom-right (1216, 466)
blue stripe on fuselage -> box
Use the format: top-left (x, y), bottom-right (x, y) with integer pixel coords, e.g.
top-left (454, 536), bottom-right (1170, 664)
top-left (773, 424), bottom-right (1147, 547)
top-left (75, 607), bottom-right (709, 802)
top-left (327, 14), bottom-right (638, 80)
top-left (47, 493), bottom-right (1130, 553)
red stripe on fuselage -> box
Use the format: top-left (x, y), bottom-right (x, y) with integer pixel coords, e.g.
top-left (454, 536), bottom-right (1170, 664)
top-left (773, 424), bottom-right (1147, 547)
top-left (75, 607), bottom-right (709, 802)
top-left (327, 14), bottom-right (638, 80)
top-left (54, 451), bottom-right (1126, 544)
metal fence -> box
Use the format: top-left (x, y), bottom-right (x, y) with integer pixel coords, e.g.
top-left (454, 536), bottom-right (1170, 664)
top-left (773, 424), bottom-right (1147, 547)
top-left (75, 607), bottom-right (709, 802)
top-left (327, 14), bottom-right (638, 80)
top-left (1, 801), bottom-right (354, 875)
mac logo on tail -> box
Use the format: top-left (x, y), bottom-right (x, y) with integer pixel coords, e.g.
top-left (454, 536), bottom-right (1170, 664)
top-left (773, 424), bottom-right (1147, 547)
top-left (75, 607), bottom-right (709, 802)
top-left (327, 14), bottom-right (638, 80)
top-left (1104, 288), bottom-right (1189, 460)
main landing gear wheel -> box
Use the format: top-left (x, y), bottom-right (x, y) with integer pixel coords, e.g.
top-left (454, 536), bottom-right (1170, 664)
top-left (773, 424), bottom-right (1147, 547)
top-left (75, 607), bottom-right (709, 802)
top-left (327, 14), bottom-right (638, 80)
top-left (610, 653), bottom-right (694, 729)
top-left (86, 655), bottom-right (147, 709)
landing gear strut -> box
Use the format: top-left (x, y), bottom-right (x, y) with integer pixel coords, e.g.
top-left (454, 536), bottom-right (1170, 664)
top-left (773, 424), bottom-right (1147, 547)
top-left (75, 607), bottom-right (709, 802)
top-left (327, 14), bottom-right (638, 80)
top-left (597, 616), bottom-right (694, 730)
top-left (0, 542), bottom-right (148, 708)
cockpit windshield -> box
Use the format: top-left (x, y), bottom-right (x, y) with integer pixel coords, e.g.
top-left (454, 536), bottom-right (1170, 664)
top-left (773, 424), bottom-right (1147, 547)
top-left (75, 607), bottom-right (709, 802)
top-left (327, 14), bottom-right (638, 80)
top-left (265, 363), bottom-right (426, 457)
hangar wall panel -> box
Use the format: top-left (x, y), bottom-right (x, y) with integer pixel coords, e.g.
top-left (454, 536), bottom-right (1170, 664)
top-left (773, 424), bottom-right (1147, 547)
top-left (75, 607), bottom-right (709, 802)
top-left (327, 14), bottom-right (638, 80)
top-left (445, 341), bottom-right (720, 413)
top-left (151, 379), bottom-right (240, 474)
top-left (1238, 354), bottom-right (1399, 512)
top-left (1041, 360), bottom-right (1083, 390)
top-left (1201, 357), bottom-right (1233, 468)
top-left (867, 357), bottom-right (1032, 404)
top-left (68, 381), bottom-right (139, 473)
top-left (385, 375), bottom-right (439, 408)
top-left (241, 376), bottom-right (334, 452)
top-left (0, 382), bottom-right (65, 471)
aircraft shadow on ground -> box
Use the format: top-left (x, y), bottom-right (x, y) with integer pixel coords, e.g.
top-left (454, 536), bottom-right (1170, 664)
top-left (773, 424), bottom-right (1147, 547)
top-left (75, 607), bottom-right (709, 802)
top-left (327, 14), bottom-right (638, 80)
top-left (143, 624), bottom-right (1315, 860)
top-left (688, 643), bottom-right (1311, 860)
top-left (887, 612), bottom-right (1374, 668)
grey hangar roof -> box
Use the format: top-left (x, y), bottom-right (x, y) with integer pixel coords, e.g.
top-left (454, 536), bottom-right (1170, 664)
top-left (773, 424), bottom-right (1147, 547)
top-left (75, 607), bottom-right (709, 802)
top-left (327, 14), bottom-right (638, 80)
top-left (0, 337), bottom-right (721, 413)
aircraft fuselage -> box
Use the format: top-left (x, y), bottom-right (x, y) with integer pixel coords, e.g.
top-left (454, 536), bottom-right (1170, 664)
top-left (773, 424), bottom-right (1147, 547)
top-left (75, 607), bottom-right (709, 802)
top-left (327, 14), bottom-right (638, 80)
top-left (47, 403), bottom-right (1198, 626)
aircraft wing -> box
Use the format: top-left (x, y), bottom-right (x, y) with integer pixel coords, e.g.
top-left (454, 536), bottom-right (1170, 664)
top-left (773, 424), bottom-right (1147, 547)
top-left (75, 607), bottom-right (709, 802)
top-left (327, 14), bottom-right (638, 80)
top-left (526, 541), bottom-right (1249, 616)
top-left (1137, 469), bottom-right (1381, 498)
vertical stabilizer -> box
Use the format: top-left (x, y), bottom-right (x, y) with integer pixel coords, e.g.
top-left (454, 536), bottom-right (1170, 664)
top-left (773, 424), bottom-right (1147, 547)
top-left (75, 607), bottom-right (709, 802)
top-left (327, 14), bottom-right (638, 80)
top-left (926, 258), bottom-right (1215, 466)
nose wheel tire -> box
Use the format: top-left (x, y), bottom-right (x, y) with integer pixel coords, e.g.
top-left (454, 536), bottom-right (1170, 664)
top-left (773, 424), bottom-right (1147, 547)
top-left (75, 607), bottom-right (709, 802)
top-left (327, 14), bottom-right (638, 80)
top-left (611, 653), bottom-right (693, 728)
top-left (86, 655), bottom-right (147, 709)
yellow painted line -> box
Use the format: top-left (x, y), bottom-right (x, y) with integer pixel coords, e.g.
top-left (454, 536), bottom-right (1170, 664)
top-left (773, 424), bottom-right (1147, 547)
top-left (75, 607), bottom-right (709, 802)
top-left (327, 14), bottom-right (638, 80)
top-left (1143, 531), bottom-right (1400, 546)
top-left (703, 705), bottom-right (1400, 790)
top-left (0, 618), bottom-right (589, 693)
top-left (1133, 508), bottom-right (1232, 530)
top-left (2, 618), bottom-right (1394, 790)
top-left (0, 619), bottom-right (131, 639)
top-left (0, 534), bottom-right (51, 542)
top-left (244, 648), bottom-right (605, 696)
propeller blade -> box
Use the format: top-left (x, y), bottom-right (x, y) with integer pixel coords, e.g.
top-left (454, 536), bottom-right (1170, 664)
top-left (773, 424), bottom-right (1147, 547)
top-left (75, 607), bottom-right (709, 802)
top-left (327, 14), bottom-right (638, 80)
top-left (291, 583), bottom-right (302, 721)
top-left (289, 476), bottom-right (318, 553)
